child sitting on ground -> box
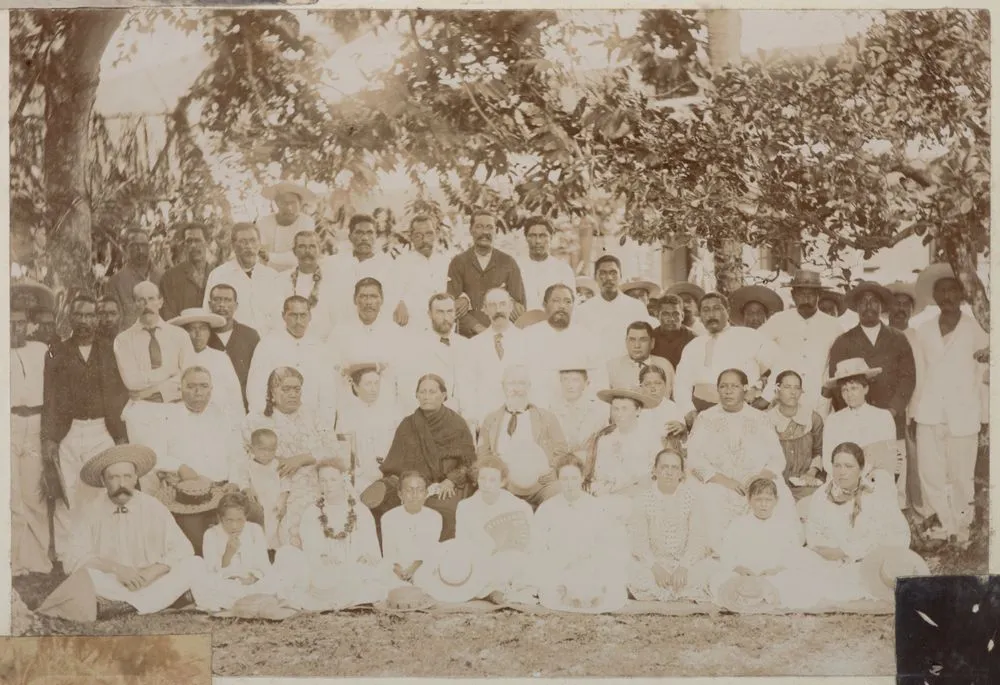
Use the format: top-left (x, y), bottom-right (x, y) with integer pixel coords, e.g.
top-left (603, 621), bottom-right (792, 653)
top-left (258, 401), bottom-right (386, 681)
top-left (192, 492), bottom-right (276, 612)
top-left (380, 471), bottom-right (443, 585)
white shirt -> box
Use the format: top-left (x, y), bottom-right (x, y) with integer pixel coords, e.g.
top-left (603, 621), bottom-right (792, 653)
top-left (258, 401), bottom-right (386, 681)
top-left (861, 323), bottom-right (881, 346)
top-left (548, 397), bottom-right (609, 453)
top-left (397, 330), bottom-right (472, 415)
top-left (335, 393), bottom-right (404, 493)
top-left (329, 313), bottom-right (409, 405)
top-left (216, 329), bottom-right (234, 347)
top-left (204, 260), bottom-right (283, 336)
top-left (464, 324), bottom-right (529, 422)
top-left (758, 308), bottom-right (843, 408)
top-left (256, 213), bottom-right (316, 272)
top-left (380, 506), bottom-right (443, 567)
top-left (158, 403), bottom-right (246, 483)
top-left (395, 250), bottom-right (451, 329)
top-left (673, 325), bottom-right (781, 415)
top-left (191, 347), bottom-right (245, 419)
top-left (456, 490), bottom-right (534, 556)
top-left (591, 422), bottom-right (663, 495)
top-left (202, 521), bottom-right (272, 579)
top-left (114, 319), bottom-right (197, 401)
top-left (913, 313), bottom-right (989, 436)
top-left (247, 459), bottom-right (282, 548)
top-left (575, 293), bottom-right (658, 362)
top-left (246, 328), bottom-right (339, 423)
top-left (11, 341), bottom-right (47, 408)
top-left (322, 251), bottom-right (401, 325)
top-left (821, 403), bottom-right (896, 474)
top-left (520, 322), bottom-right (609, 408)
top-left (495, 406), bottom-right (551, 490)
top-left (280, 266), bottom-right (339, 342)
top-left (517, 255), bottom-right (576, 310)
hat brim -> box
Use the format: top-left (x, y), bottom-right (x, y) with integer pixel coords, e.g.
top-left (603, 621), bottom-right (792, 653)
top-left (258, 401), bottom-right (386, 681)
top-left (845, 283), bottom-right (895, 312)
top-left (730, 285), bottom-right (785, 322)
top-left (373, 597), bottom-right (437, 613)
top-left (417, 541), bottom-right (491, 604)
top-left (170, 314), bottom-right (226, 329)
top-left (597, 388), bottom-right (654, 408)
top-left (514, 310), bottom-right (548, 329)
top-left (575, 278), bottom-right (598, 293)
top-left (716, 576), bottom-right (782, 614)
top-left (914, 263), bottom-right (959, 315)
top-left (80, 445), bottom-right (157, 489)
top-left (262, 182), bottom-right (317, 204)
top-left (665, 283), bottom-right (705, 300)
top-left (11, 280), bottom-right (57, 311)
top-left (539, 585), bottom-right (628, 614)
top-left (621, 281), bottom-right (662, 298)
top-left (859, 546), bottom-right (929, 601)
top-left (823, 367), bottom-right (882, 389)
top-left (155, 482), bottom-right (232, 515)
top-left (818, 289), bottom-right (848, 316)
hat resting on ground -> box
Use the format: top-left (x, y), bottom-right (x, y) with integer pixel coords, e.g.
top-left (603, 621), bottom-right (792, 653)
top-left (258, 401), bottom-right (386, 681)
top-left (514, 309), bottom-right (548, 329)
top-left (540, 565), bottom-right (628, 614)
top-left (620, 278), bottom-right (662, 299)
top-left (823, 357), bottom-right (882, 389)
top-left (860, 546), bottom-right (930, 601)
top-left (214, 593), bottom-right (299, 621)
top-left (155, 476), bottom-right (235, 515)
top-left (716, 575), bottom-right (782, 614)
top-left (417, 539), bottom-right (490, 604)
top-left (845, 281), bottom-right (894, 313)
top-left (262, 181), bottom-right (317, 204)
top-left (784, 270), bottom-right (825, 290)
top-left (80, 445), bottom-right (157, 489)
top-left (169, 307), bottom-right (226, 329)
top-left (665, 282), bottom-right (705, 301)
top-left (914, 262), bottom-right (961, 315)
top-left (374, 586), bottom-right (437, 613)
top-left (729, 285), bottom-right (784, 323)
top-left (597, 386), bottom-right (655, 409)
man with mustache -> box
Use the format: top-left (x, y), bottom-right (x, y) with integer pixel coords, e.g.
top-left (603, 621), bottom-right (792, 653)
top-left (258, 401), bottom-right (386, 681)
top-left (673, 292), bottom-right (780, 417)
top-left (43, 294), bottom-right (128, 566)
top-left (38, 445), bottom-right (205, 622)
top-left (758, 270), bottom-right (844, 414)
top-left (247, 295), bottom-right (340, 425)
top-left (97, 297), bottom-right (122, 340)
top-left (517, 216), bottom-right (576, 311)
top-left (206, 284), bottom-right (260, 412)
top-left (28, 306), bottom-right (58, 345)
top-left (465, 287), bottom-right (530, 424)
top-left (204, 223), bottom-right (282, 336)
top-left (106, 229), bottom-right (163, 334)
top-left (446, 209), bottom-right (527, 338)
top-left (159, 223), bottom-right (211, 321)
top-left (281, 230), bottom-right (338, 342)
top-left (326, 214), bottom-right (406, 328)
top-left (256, 181), bottom-right (317, 272)
top-left (576, 255), bottom-right (657, 361)
top-left (113, 280), bottom-right (196, 454)
top-left (396, 215), bottom-right (452, 331)
top-left (399, 293), bottom-right (473, 415)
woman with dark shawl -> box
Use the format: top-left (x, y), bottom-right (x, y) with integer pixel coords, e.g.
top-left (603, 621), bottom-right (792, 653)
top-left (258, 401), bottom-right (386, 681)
top-left (360, 374), bottom-right (476, 542)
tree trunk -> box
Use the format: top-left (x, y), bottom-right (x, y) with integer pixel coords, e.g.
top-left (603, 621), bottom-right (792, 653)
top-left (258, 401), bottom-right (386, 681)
top-left (42, 10), bottom-right (126, 299)
top-left (946, 236), bottom-right (990, 332)
top-left (706, 9), bottom-right (745, 296)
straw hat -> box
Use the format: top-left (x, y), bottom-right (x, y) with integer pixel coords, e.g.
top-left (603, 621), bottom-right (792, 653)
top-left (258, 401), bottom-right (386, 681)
top-left (862, 438), bottom-right (905, 476)
top-left (845, 281), bottom-right (894, 312)
top-left (915, 262), bottom-right (960, 315)
top-left (716, 575), bottom-right (782, 614)
top-left (884, 281), bottom-right (917, 307)
top-left (417, 539), bottom-right (490, 604)
top-left (540, 566), bottom-right (628, 614)
top-left (818, 289), bottom-right (847, 316)
top-left (374, 586), bottom-right (436, 613)
top-left (729, 285), bottom-right (784, 322)
top-left (80, 445), bottom-right (156, 489)
top-left (11, 279), bottom-right (56, 312)
top-left (514, 309), bottom-right (548, 329)
top-left (169, 307), bottom-right (225, 329)
top-left (859, 546), bottom-right (930, 601)
top-left (556, 353), bottom-right (592, 373)
top-left (823, 358), bottom-right (883, 389)
top-left (597, 387), bottom-right (655, 409)
top-left (262, 181), bottom-right (317, 204)
top-left (575, 276), bottom-right (599, 296)
top-left (155, 476), bottom-right (234, 515)
top-left (214, 593), bottom-right (299, 621)
top-left (784, 270), bottom-right (825, 290)
top-left (665, 282), bottom-right (705, 301)
top-left (620, 278), bottom-right (662, 299)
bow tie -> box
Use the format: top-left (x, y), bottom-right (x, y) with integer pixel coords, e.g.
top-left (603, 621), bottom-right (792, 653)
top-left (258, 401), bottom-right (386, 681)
top-left (114, 505), bottom-right (129, 515)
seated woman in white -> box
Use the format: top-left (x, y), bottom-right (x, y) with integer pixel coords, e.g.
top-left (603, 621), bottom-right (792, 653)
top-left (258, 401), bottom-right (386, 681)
top-left (453, 456), bottom-right (536, 604)
top-left (274, 458), bottom-right (394, 611)
top-left (627, 448), bottom-right (718, 602)
top-left (805, 441), bottom-right (914, 603)
top-left (637, 365), bottom-right (687, 447)
top-left (531, 455), bottom-right (629, 613)
top-left (381, 471), bottom-right (442, 585)
top-left (335, 364), bottom-right (404, 495)
top-left (192, 492), bottom-right (277, 612)
top-left (587, 388), bottom-right (665, 500)
top-left (710, 478), bottom-right (823, 610)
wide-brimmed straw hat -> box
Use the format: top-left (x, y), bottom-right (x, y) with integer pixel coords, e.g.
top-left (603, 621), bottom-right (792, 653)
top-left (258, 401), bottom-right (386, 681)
top-left (823, 358), bottom-right (883, 389)
top-left (620, 278), bottom-right (662, 299)
top-left (597, 387), bottom-right (655, 409)
top-left (784, 270), bottom-right (825, 290)
top-left (417, 539), bottom-right (490, 604)
top-left (665, 282), bottom-right (705, 301)
top-left (514, 309), bottom-right (548, 329)
top-left (262, 181), bottom-right (317, 204)
top-left (214, 593), bottom-right (299, 621)
top-left (155, 476), bottom-right (235, 515)
top-left (11, 278), bottom-right (56, 312)
top-left (169, 307), bottom-right (225, 329)
top-left (845, 281), bottom-right (894, 312)
top-left (540, 566), bottom-right (628, 614)
top-left (374, 586), bottom-right (437, 614)
top-left (884, 281), bottom-right (917, 306)
top-left (80, 445), bottom-right (156, 489)
top-left (729, 285), bottom-right (784, 323)
top-left (575, 276), bottom-right (599, 295)
top-left (717, 575), bottom-right (782, 614)
top-left (860, 546), bottom-right (930, 601)
top-left (914, 262), bottom-right (960, 315)
top-left (818, 288), bottom-right (847, 316)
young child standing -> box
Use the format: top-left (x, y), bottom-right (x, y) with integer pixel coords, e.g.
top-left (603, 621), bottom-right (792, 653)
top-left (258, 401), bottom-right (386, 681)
top-left (380, 471), bottom-right (443, 585)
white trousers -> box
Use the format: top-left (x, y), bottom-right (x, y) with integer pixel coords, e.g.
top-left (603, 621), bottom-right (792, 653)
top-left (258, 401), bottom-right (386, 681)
top-left (191, 570), bottom-right (283, 612)
top-left (916, 423), bottom-right (978, 536)
top-left (53, 419), bottom-right (115, 562)
top-left (87, 556), bottom-right (205, 614)
top-left (12, 414), bottom-right (52, 575)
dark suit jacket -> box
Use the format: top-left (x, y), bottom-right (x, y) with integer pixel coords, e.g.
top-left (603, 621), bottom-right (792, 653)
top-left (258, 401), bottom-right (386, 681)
top-left (159, 261), bottom-right (209, 321)
top-left (208, 322), bottom-right (260, 411)
top-left (41, 337), bottom-right (128, 444)
top-left (826, 324), bottom-right (916, 437)
top-left (447, 248), bottom-right (526, 337)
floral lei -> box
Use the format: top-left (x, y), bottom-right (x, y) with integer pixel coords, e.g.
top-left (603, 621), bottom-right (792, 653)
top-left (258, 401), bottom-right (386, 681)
top-left (292, 267), bottom-right (322, 308)
top-left (317, 495), bottom-right (357, 540)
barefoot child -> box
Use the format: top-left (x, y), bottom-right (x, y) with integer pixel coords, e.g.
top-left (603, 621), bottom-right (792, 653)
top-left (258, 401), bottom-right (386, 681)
top-left (380, 471), bottom-right (443, 585)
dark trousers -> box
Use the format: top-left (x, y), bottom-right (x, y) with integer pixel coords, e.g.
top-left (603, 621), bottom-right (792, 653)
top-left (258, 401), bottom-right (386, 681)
top-left (173, 511), bottom-right (216, 557)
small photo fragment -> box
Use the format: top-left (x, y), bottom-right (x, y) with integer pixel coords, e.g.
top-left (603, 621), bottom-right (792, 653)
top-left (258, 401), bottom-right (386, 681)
top-left (896, 575), bottom-right (1000, 685)
top-left (0, 633), bottom-right (211, 684)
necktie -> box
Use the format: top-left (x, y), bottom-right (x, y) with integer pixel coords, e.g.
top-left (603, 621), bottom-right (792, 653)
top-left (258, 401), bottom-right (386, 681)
top-left (146, 327), bottom-right (162, 369)
top-left (638, 360), bottom-right (649, 371)
top-left (494, 333), bottom-right (504, 360)
top-left (114, 505), bottom-right (129, 514)
top-left (244, 268), bottom-right (254, 279)
top-left (506, 409), bottom-right (523, 436)
top-left (440, 336), bottom-right (451, 347)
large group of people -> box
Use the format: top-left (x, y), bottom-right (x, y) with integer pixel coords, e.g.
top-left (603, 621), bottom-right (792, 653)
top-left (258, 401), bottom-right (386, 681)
top-left (11, 181), bottom-right (988, 620)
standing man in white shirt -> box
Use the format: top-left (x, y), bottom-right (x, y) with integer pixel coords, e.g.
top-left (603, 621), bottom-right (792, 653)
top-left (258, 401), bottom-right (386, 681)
top-left (246, 295), bottom-right (339, 424)
top-left (758, 270), bottom-right (843, 414)
top-left (203, 223), bottom-right (282, 336)
top-left (168, 308), bottom-right (245, 420)
top-left (256, 181), bottom-right (317, 272)
top-left (395, 215), bottom-right (451, 331)
top-left (399, 293), bottom-right (473, 415)
top-left (576, 254), bottom-right (655, 361)
top-left (912, 264), bottom-right (989, 548)
top-left (325, 214), bottom-right (404, 328)
top-left (466, 287), bottom-right (529, 424)
top-left (606, 321), bottom-right (675, 395)
top-left (517, 216), bottom-right (576, 311)
top-left (281, 230), bottom-right (338, 342)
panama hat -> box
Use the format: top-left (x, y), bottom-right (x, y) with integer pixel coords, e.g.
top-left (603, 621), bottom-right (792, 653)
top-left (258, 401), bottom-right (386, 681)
top-left (155, 476), bottom-right (235, 515)
top-left (818, 288), bottom-right (847, 316)
top-left (80, 445), bottom-right (156, 489)
top-left (884, 281), bottom-right (917, 306)
top-left (262, 181), bottom-right (317, 204)
top-left (716, 575), bottom-right (782, 614)
top-left (620, 278), bottom-right (662, 299)
top-left (784, 270), bottom-right (825, 290)
top-left (915, 262), bottom-right (961, 315)
top-left (859, 546), bottom-right (930, 601)
top-left (575, 276), bottom-right (598, 295)
top-left (540, 566), bottom-right (628, 614)
top-left (514, 309), bottom-right (549, 329)
top-left (823, 358), bottom-right (883, 389)
top-left (169, 307), bottom-right (225, 329)
top-left (214, 593), bottom-right (299, 621)
top-left (597, 387), bottom-right (655, 409)
top-left (665, 282), bottom-right (705, 301)
top-left (845, 281), bottom-right (894, 312)
top-left (374, 586), bottom-right (437, 614)
top-left (729, 285), bottom-right (785, 323)
top-left (557, 352), bottom-right (592, 373)
top-left (11, 278), bottom-right (56, 312)
top-left (416, 539), bottom-right (490, 604)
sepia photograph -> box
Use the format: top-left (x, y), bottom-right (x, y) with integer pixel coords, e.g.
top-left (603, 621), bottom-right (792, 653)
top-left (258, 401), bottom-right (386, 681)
top-left (7, 6), bottom-right (991, 678)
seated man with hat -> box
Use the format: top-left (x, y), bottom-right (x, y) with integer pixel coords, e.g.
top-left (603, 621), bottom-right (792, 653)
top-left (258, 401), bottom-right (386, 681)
top-left (729, 284), bottom-right (784, 330)
top-left (257, 180), bottom-right (318, 272)
top-left (38, 445), bottom-right (205, 622)
top-left (170, 307), bottom-right (244, 419)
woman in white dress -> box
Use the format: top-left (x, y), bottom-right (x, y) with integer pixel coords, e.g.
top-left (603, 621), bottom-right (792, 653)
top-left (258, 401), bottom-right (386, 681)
top-left (275, 459), bottom-right (396, 611)
top-left (586, 388), bottom-right (665, 499)
top-left (627, 449), bottom-right (717, 602)
top-left (335, 364), bottom-right (404, 494)
top-left (805, 441), bottom-right (914, 602)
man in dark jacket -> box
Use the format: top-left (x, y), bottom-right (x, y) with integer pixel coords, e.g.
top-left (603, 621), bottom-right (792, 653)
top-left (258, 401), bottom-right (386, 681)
top-left (826, 281), bottom-right (916, 438)
top-left (159, 223), bottom-right (210, 321)
top-left (42, 294), bottom-right (129, 564)
top-left (206, 283), bottom-right (260, 411)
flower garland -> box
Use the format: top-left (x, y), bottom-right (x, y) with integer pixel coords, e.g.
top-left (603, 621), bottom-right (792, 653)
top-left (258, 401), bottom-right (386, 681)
top-left (292, 267), bottom-right (322, 308)
top-left (317, 495), bottom-right (357, 540)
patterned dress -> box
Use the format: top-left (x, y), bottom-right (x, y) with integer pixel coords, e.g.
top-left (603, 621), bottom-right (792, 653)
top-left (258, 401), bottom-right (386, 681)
top-left (768, 404), bottom-right (824, 501)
